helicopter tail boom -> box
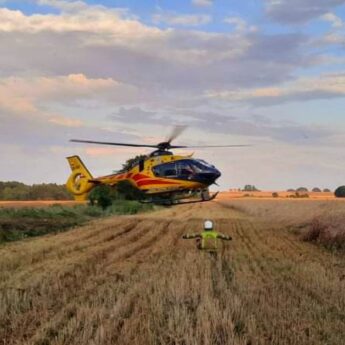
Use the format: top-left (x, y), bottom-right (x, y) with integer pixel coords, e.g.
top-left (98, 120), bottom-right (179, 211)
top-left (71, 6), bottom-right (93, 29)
top-left (66, 156), bottom-right (95, 201)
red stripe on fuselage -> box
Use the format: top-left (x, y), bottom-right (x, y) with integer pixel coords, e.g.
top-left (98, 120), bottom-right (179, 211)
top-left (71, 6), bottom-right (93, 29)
top-left (132, 173), bottom-right (150, 182)
top-left (137, 179), bottom-right (179, 187)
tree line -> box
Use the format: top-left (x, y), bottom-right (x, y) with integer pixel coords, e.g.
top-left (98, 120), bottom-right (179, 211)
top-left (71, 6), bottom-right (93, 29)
top-left (241, 185), bottom-right (345, 198)
top-left (242, 185), bottom-right (332, 193)
top-left (0, 181), bottom-right (72, 200)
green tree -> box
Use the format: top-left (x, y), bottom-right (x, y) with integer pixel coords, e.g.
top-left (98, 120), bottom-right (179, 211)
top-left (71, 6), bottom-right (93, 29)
top-left (88, 185), bottom-right (114, 209)
top-left (0, 181), bottom-right (72, 200)
top-left (243, 185), bottom-right (260, 192)
top-left (312, 187), bottom-right (321, 193)
top-left (297, 187), bottom-right (309, 192)
top-left (323, 188), bottom-right (331, 193)
top-left (29, 184), bottom-right (72, 200)
top-left (121, 155), bottom-right (148, 172)
top-left (2, 185), bottom-right (30, 200)
top-left (88, 181), bottom-right (145, 208)
top-left (116, 180), bottom-right (145, 200)
top-left (335, 186), bottom-right (345, 198)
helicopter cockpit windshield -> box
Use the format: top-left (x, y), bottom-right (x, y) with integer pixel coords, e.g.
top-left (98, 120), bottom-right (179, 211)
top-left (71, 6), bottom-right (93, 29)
top-left (196, 160), bottom-right (215, 169)
top-left (153, 159), bottom-right (221, 184)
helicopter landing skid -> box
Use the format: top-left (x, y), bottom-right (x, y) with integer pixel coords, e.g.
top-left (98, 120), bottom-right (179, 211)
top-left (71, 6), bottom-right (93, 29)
top-left (140, 191), bottom-right (219, 206)
top-left (176, 191), bottom-right (219, 205)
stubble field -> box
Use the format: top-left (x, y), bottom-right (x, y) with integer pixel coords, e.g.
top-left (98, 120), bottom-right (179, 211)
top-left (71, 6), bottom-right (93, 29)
top-left (0, 199), bottom-right (344, 345)
top-left (0, 201), bottom-right (82, 208)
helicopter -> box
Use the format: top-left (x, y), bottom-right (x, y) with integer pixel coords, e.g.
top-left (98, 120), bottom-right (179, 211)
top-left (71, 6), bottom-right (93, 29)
top-left (66, 127), bottom-right (248, 204)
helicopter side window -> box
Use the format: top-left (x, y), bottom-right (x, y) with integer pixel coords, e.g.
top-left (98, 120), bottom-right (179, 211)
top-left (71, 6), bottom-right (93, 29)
top-left (165, 169), bottom-right (176, 176)
top-left (177, 160), bottom-right (195, 177)
top-left (153, 166), bottom-right (162, 177)
top-left (153, 162), bottom-right (177, 178)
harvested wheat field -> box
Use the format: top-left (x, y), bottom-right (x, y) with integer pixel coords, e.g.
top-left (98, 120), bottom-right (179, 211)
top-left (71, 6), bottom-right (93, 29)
top-left (1, 200), bottom-right (344, 345)
top-left (0, 201), bottom-right (83, 209)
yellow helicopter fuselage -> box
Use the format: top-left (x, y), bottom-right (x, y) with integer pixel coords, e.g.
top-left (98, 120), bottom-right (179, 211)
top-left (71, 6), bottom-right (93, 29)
top-left (66, 152), bottom-right (218, 201)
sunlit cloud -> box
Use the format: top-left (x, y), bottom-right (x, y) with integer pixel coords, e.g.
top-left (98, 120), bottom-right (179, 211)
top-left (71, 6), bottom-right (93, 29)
top-left (206, 73), bottom-right (345, 105)
top-left (192, 0), bottom-right (213, 7)
top-left (321, 12), bottom-right (344, 27)
top-left (49, 116), bottom-right (83, 127)
top-left (0, 6), bottom-right (160, 41)
top-left (152, 12), bottom-right (212, 27)
top-left (0, 74), bottom-right (120, 116)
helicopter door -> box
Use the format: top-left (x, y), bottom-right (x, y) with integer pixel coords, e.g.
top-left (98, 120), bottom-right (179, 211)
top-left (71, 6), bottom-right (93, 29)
top-left (139, 159), bottom-right (145, 172)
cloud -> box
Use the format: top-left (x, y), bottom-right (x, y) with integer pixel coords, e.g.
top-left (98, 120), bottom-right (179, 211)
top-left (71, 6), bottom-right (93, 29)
top-left (0, 1), bottom-right (343, 188)
top-left (107, 106), bottom-right (333, 146)
top-left (0, 121), bottom-right (140, 184)
top-left (320, 32), bottom-right (345, 47)
top-left (266, 0), bottom-right (345, 24)
top-left (152, 12), bottom-right (211, 27)
top-left (49, 116), bottom-right (83, 127)
top-left (0, 101), bottom-right (140, 151)
top-left (0, 6), bottom-right (159, 40)
top-left (321, 12), bottom-right (343, 27)
top-left (0, 72), bottom-right (146, 155)
top-left (84, 146), bottom-right (148, 157)
top-left (192, 0), bottom-right (213, 7)
top-left (0, 6), bottom-right (313, 94)
top-left (224, 16), bottom-right (257, 32)
top-left (109, 107), bottom-right (157, 122)
top-left (37, 0), bottom-right (87, 12)
top-left (0, 30), bottom-right (310, 93)
top-left (0, 74), bottom-right (127, 115)
top-left (206, 72), bottom-right (345, 105)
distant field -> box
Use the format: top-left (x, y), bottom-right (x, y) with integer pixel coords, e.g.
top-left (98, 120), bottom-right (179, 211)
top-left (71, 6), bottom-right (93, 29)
top-left (0, 199), bottom-right (344, 345)
top-left (0, 200), bottom-right (84, 208)
top-left (0, 191), bottom-right (337, 208)
top-left (218, 191), bottom-right (336, 200)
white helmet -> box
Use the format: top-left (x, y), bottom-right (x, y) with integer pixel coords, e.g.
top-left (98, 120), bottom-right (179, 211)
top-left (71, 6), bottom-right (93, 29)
top-left (204, 220), bottom-right (214, 231)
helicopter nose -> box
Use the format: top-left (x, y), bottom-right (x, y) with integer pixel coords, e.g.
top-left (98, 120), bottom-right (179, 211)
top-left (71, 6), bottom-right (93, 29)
top-left (213, 169), bottom-right (221, 181)
top-left (200, 169), bottom-right (221, 185)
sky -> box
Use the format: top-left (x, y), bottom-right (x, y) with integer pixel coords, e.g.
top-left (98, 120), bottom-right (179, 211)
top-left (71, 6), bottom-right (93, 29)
top-left (0, 0), bottom-right (345, 191)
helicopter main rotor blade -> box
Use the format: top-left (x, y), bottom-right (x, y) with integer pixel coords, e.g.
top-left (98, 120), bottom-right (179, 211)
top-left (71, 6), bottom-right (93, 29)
top-left (70, 139), bottom-right (158, 148)
top-left (170, 144), bottom-right (251, 148)
top-left (166, 125), bottom-right (187, 144)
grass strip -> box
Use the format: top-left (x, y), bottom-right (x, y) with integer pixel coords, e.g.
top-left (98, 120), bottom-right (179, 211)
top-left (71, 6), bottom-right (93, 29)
top-left (0, 201), bottom-right (154, 244)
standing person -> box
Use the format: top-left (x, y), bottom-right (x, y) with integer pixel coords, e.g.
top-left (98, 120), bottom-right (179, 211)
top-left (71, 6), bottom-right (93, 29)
top-left (182, 220), bottom-right (232, 253)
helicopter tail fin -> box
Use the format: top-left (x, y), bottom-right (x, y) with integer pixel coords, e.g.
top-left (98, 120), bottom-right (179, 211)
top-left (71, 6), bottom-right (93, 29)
top-left (66, 156), bottom-right (95, 201)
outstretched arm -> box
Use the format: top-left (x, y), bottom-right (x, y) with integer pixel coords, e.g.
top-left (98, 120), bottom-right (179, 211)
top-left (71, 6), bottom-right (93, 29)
top-left (182, 233), bottom-right (202, 239)
top-left (217, 233), bottom-right (232, 241)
